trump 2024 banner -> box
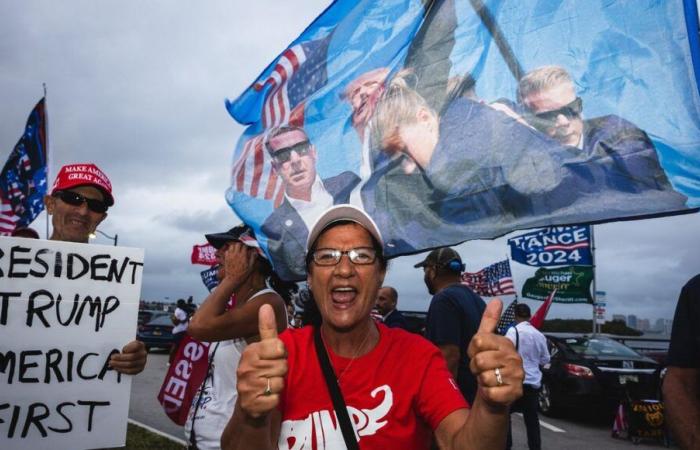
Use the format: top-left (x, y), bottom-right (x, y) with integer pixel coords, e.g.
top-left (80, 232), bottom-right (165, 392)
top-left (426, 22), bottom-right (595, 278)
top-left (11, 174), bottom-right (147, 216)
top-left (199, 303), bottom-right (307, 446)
top-left (522, 266), bottom-right (594, 304)
top-left (225, 0), bottom-right (700, 281)
top-left (0, 238), bottom-right (144, 450)
top-left (508, 226), bottom-right (592, 267)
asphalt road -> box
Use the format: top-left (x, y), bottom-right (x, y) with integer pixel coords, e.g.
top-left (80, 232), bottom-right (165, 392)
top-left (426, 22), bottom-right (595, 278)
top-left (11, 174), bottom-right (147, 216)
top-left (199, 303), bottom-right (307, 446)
top-left (130, 352), bottom-right (675, 449)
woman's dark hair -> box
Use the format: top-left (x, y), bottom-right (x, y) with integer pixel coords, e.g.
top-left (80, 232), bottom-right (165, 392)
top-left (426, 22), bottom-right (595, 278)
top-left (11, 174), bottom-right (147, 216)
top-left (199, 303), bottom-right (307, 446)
top-left (304, 220), bottom-right (387, 272)
top-left (258, 256), bottom-right (297, 305)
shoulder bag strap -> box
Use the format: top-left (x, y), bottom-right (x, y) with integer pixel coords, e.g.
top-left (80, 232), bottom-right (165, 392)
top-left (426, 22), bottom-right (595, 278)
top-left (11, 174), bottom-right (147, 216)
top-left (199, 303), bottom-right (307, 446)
top-left (313, 327), bottom-right (359, 450)
top-left (188, 342), bottom-right (219, 449)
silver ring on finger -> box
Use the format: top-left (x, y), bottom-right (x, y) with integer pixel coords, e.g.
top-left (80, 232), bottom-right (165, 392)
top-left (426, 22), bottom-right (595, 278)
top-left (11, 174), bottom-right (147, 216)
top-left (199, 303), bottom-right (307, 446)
top-left (264, 377), bottom-right (272, 396)
top-left (494, 367), bottom-right (503, 386)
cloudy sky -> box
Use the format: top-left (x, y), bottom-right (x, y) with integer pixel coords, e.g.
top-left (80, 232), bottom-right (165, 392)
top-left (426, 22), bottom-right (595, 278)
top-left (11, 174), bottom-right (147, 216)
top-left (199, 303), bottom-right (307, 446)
top-left (1, 1), bottom-right (698, 325)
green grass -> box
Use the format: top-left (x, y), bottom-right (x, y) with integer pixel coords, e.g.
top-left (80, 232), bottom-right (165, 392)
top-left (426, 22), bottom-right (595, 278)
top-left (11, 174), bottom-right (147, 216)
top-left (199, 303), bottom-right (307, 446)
top-left (100, 423), bottom-right (186, 450)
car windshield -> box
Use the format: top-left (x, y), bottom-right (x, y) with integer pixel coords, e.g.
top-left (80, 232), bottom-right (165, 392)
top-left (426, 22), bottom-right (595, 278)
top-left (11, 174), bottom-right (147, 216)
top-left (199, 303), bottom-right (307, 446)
top-left (562, 337), bottom-right (641, 357)
top-left (147, 315), bottom-right (173, 326)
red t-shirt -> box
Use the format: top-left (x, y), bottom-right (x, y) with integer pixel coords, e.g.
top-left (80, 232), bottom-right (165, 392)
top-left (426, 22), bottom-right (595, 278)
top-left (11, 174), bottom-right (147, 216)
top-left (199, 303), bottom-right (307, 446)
top-left (277, 323), bottom-right (469, 449)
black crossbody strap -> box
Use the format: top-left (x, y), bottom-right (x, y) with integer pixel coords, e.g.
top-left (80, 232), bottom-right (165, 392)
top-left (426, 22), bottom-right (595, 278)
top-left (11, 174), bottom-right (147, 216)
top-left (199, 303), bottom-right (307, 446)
top-left (313, 327), bottom-right (359, 450)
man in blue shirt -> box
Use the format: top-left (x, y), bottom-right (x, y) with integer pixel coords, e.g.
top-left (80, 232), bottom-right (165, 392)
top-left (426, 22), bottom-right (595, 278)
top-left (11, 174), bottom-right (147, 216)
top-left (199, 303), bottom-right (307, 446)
top-left (416, 247), bottom-right (486, 404)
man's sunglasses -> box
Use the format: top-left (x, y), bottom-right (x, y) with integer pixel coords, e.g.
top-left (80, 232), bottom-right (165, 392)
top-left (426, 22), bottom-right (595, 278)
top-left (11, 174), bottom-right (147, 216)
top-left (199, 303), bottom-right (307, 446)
top-left (270, 141), bottom-right (312, 164)
top-left (529, 97), bottom-right (583, 128)
top-left (53, 190), bottom-right (109, 213)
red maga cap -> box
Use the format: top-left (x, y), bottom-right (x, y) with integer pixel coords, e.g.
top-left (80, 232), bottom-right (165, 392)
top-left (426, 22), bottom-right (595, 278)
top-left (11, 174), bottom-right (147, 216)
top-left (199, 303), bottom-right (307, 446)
top-left (50, 163), bottom-right (114, 206)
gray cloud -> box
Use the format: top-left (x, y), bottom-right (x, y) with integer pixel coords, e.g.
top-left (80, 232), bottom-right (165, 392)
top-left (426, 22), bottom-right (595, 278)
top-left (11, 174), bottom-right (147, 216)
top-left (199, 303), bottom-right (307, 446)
top-left (1, 0), bottom-right (699, 327)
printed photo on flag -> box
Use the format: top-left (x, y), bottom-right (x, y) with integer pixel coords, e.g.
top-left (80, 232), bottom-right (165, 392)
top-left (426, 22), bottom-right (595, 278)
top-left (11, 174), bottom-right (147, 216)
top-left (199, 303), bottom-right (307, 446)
top-left (225, 0), bottom-right (700, 281)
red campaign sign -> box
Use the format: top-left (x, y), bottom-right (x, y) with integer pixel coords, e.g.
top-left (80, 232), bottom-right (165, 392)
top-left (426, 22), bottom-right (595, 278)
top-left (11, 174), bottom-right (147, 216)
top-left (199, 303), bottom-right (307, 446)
top-left (157, 334), bottom-right (210, 425)
top-left (191, 243), bottom-right (217, 265)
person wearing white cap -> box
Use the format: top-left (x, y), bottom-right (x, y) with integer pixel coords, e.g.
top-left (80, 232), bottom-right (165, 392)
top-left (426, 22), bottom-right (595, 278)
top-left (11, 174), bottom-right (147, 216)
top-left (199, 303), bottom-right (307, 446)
top-left (186, 224), bottom-right (289, 450)
top-left (222, 205), bottom-right (524, 450)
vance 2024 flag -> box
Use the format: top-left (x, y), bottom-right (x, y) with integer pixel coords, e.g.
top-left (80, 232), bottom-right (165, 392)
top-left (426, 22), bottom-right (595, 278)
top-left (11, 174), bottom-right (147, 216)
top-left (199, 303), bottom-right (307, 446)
top-left (225, 0), bottom-right (700, 281)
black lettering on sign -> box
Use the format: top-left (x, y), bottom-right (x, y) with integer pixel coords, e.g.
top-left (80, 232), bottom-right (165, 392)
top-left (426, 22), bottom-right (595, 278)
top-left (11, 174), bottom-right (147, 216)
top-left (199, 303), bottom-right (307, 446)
top-left (53, 251), bottom-right (62, 278)
top-left (29, 248), bottom-right (50, 278)
top-left (77, 400), bottom-right (110, 432)
top-left (99, 349), bottom-right (122, 384)
top-left (44, 349), bottom-right (64, 383)
top-left (90, 254), bottom-right (110, 281)
top-left (77, 353), bottom-right (99, 380)
top-left (19, 350), bottom-right (42, 383)
top-left (55, 294), bottom-right (79, 326)
top-left (21, 402), bottom-right (50, 438)
top-left (9, 246), bottom-right (31, 278)
top-left (129, 260), bottom-right (144, 284)
top-left (47, 402), bottom-right (74, 433)
top-left (0, 351), bottom-right (16, 383)
top-left (67, 253), bottom-right (89, 280)
top-left (26, 290), bottom-right (54, 328)
top-left (0, 247), bottom-right (4, 277)
top-left (0, 292), bottom-right (21, 326)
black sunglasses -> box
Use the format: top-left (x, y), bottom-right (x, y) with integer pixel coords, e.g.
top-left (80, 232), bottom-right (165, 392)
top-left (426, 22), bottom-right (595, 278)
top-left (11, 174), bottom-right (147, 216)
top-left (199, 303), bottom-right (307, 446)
top-left (531, 97), bottom-right (583, 125)
top-left (53, 190), bottom-right (109, 213)
top-left (270, 141), bottom-right (312, 164)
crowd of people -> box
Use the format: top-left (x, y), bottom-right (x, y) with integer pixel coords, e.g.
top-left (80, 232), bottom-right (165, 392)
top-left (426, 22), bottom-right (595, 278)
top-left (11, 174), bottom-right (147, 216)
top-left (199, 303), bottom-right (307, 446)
top-left (5, 108), bottom-right (697, 448)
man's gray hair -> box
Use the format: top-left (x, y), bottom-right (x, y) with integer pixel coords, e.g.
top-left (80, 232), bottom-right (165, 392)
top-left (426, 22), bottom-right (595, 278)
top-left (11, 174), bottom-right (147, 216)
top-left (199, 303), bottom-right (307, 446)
top-left (517, 65), bottom-right (574, 104)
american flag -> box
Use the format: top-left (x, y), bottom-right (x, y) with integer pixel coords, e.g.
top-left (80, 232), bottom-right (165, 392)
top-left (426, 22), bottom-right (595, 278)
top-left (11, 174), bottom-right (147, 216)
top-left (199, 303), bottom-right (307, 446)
top-left (497, 299), bottom-right (518, 335)
top-left (1, 98), bottom-right (48, 235)
top-left (231, 37), bottom-right (329, 202)
top-left (461, 259), bottom-right (517, 297)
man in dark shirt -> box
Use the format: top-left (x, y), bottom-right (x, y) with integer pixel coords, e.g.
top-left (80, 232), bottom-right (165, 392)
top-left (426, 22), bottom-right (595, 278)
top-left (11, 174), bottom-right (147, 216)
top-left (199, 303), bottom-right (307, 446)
top-left (663, 274), bottom-right (700, 450)
top-left (415, 247), bottom-right (486, 404)
top-left (376, 286), bottom-right (409, 329)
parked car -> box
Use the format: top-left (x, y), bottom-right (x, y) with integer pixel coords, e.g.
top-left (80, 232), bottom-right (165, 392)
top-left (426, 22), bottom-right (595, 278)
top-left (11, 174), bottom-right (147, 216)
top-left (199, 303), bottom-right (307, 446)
top-left (137, 314), bottom-right (176, 351)
top-left (538, 333), bottom-right (660, 416)
top-left (138, 309), bottom-right (168, 327)
top-left (401, 310), bottom-right (427, 335)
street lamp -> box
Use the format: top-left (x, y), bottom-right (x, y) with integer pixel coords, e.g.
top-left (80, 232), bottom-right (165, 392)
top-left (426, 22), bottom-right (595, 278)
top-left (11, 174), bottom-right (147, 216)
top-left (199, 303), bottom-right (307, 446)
top-left (89, 229), bottom-right (118, 246)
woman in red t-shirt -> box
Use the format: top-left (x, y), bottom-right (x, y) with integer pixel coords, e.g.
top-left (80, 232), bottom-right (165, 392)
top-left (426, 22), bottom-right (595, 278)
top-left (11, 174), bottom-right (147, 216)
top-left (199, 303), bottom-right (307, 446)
top-left (222, 205), bottom-right (524, 450)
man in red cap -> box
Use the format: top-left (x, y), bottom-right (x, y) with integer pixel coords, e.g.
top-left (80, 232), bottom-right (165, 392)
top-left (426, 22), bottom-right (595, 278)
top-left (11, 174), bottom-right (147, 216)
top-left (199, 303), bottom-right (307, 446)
top-left (44, 163), bottom-right (147, 375)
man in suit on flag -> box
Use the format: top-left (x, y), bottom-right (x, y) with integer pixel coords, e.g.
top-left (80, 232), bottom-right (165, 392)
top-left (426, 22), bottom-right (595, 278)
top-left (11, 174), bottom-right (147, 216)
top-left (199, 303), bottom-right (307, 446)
top-left (261, 126), bottom-right (360, 281)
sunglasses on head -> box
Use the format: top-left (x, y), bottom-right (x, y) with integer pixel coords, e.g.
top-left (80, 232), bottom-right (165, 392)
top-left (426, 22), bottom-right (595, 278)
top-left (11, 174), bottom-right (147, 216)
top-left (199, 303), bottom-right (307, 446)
top-left (270, 141), bottom-right (312, 164)
top-left (530, 97), bottom-right (583, 127)
top-left (53, 190), bottom-right (109, 213)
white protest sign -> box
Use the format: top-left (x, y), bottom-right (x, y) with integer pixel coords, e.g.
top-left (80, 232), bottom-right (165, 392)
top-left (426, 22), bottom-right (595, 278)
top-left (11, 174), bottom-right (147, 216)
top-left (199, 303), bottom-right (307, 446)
top-left (0, 237), bottom-right (144, 450)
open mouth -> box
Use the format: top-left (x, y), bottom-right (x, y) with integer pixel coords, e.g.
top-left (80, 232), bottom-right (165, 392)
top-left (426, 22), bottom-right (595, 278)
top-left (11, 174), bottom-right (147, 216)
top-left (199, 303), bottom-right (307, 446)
top-left (331, 286), bottom-right (357, 309)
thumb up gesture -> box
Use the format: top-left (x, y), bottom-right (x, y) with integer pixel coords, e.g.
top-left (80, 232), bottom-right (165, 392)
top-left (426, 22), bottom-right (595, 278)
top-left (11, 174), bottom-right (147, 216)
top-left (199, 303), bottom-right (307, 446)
top-left (468, 299), bottom-right (524, 407)
top-left (236, 304), bottom-right (288, 418)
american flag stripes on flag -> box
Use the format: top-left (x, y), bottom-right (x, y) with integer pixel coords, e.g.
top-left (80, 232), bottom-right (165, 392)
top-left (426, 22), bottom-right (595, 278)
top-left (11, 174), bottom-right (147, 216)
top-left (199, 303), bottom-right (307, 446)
top-left (1, 98), bottom-right (47, 235)
top-left (231, 37), bottom-right (329, 202)
top-left (497, 299), bottom-right (518, 335)
top-left (461, 259), bottom-right (517, 297)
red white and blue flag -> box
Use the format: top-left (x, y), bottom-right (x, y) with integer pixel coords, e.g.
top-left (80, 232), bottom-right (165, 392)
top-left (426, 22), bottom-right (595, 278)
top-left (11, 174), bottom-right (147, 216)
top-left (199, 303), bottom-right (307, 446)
top-left (462, 259), bottom-right (517, 297)
top-left (1, 98), bottom-right (48, 235)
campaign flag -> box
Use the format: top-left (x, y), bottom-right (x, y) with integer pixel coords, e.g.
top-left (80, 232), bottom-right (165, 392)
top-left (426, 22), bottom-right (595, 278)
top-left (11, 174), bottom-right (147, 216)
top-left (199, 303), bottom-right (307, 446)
top-left (462, 259), bottom-right (517, 297)
top-left (522, 266), bottom-right (594, 304)
top-left (497, 299), bottom-right (518, 335)
top-left (228, 36), bottom-right (330, 206)
top-left (191, 243), bottom-right (217, 265)
top-left (529, 289), bottom-right (557, 329)
top-left (1, 98), bottom-right (48, 235)
top-left (508, 226), bottom-right (592, 267)
top-left (157, 335), bottom-right (210, 425)
top-left (200, 266), bottom-right (219, 292)
top-left (226, 0), bottom-right (700, 281)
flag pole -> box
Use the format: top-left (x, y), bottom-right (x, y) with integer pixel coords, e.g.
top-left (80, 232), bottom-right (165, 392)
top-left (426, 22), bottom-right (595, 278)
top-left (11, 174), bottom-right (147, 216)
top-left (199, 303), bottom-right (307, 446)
top-left (43, 83), bottom-right (50, 239)
top-left (591, 224), bottom-right (597, 334)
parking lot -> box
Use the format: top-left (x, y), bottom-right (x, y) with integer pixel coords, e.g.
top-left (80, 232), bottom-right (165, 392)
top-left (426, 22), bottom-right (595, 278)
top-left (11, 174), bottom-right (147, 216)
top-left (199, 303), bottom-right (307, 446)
top-left (130, 352), bottom-right (676, 449)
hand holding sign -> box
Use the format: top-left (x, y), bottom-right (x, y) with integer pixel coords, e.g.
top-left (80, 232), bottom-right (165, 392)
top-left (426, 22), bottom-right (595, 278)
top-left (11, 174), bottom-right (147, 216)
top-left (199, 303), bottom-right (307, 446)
top-left (109, 339), bottom-right (147, 375)
top-left (467, 299), bottom-right (524, 407)
top-left (236, 304), bottom-right (288, 419)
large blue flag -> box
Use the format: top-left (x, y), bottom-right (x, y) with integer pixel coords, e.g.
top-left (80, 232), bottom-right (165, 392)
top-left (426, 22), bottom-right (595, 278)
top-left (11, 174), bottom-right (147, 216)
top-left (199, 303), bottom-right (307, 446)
top-left (0, 98), bottom-right (48, 235)
top-left (226, 0), bottom-right (700, 281)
